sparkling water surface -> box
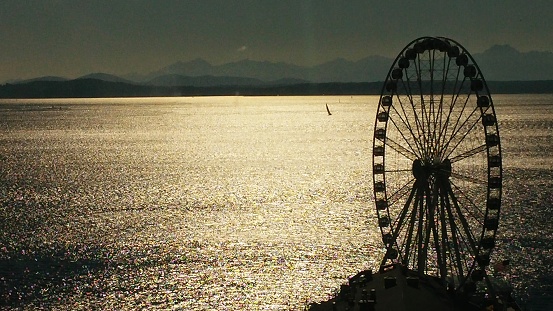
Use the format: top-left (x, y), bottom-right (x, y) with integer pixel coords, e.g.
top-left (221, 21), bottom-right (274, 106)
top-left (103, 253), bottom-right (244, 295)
top-left (0, 95), bottom-right (552, 310)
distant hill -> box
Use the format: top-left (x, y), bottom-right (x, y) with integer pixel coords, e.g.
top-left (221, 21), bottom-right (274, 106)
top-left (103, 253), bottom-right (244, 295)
top-left (0, 79), bottom-right (152, 98)
top-left (147, 74), bottom-right (265, 87)
top-left (76, 73), bottom-right (135, 84)
top-left (473, 45), bottom-right (553, 81)
top-left (151, 58), bottom-right (215, 78)
top-left (145, 74), bottom-right (309, 87)
top-left (9, 76), bottom-right (69, 84)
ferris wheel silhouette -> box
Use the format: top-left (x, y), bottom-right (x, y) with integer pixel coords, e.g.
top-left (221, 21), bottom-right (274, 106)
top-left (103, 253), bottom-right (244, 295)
top-left (372, 36), bottom-right (503, 294)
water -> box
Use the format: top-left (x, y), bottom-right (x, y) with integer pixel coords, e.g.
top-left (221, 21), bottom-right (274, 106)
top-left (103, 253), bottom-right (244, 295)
top-left (0, 95), bottom-right (552, 310)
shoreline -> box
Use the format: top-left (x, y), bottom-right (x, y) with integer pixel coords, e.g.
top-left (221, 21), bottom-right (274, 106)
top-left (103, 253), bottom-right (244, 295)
top-left (0, 79), bottom-right (552, 99)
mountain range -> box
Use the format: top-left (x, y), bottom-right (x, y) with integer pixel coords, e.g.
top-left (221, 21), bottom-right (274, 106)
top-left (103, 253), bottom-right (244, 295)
top-left (5, 44), bottom-right (553, 88)
top-left (1, 44), bottom-right (552, 98)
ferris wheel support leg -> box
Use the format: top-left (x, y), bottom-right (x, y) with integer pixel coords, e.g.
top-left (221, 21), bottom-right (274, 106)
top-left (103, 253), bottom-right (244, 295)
top-left (443, 185), bottom-right (466, 288)
top-left (438, 185), bottom-right (451, 283)
top-left (420, 182), bottom-right (435, 276)
top-left (416, 183), bottom-right (427, 277)
top-left (384, 183), bottom-right (418, 267)
top-left (393, 183), bottom-right (421, 269)
top-left (446, 182), bottom-right (478, 259)
top-left (430, 181), bottom-right (448, 284)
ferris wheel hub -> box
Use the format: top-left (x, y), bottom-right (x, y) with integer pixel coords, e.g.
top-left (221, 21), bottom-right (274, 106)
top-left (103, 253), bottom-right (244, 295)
top-left (412, 158), bottom-right (452, 180)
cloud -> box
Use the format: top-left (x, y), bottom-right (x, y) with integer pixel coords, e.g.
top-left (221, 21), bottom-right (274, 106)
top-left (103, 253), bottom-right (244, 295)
top-left (237, 45), bottom-right (247, 52)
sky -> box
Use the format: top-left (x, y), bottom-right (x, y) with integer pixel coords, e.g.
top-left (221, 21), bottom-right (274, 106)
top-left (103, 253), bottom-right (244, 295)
top-left (1, 0), bottom-right (552, 82)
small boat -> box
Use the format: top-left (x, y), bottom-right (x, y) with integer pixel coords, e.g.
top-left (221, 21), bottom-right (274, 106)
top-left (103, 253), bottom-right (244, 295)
top-left (326, 103), bottom-right (332, 116)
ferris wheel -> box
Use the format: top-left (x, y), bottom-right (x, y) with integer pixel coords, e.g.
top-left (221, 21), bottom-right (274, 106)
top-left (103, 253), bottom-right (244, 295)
top-left (372, 37), bottom-right (502, 293)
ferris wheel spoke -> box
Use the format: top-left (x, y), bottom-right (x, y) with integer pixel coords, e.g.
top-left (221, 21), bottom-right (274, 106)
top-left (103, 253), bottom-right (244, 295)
top-left (386, 108), bottom-right (420, 157)
top-left (437, 192), bottom-right (453, 280)
top-left (437, 81), bottom-right (459, 155)
top-left (449, 210), bottom-right (480, 283)
top-left (435, 58), bottom-right (458, 156)
top-left (420, 181), bottom-right (438, 275)
top-left (437, 72), bottom-right (466, 151)
top-left (392, 94), bottom-right (426, 154)
top-left (413, 56), bottom-right (431, 159)
top-left (402, 187), bottom-right (421, 266)
top-left (416, 185), bottom-right (429, 275)
top-left (449, 144), bottom-right (487, 164)
top-left (454, 230), bottom-right (474, 280)
top-left (431, 209), bottom-right (447, 281)
top-left (381, 183), bottom-right (417, 268)
top-left (436, 55), bottom-right (452, 130)
top-left (429, 50), bottom-right (442, 156)
top-left (398, 79), bottom-right (416, 109)
top-left (427, 56), bottom-right (446, 159)
top-left (445, 182), bottom-right (478, 253)
top-left (387, 177), bottom-right (416, 205)
top-left (389, 183), bottom-right (418, 253)
top-left (439, 95), bottom-right (475, 157)
top-left (400, 69), bottom-right (425, 140)
top-left (450, 180), bottom-right (486, 221)
top-left (386, 168), bottom-right (413, 173)
top-left (446, 66), bottom-right (463, 113)
top-left (421, 102), bottom-right (433, 160)
top-left (420, 54), bottom-right (432, 156)
top-left (383, 136), bottom-right (419, 160)
top-left (441, 189), bottom-right (466, 280)
top-left (386, 182), bottom-right (416, 265)
top-left (442, 107), bottom-right (482, 160)
top-left (450, 171), bottom-right (487, 185)
top-left (449, 74), bottom-right (468, 117)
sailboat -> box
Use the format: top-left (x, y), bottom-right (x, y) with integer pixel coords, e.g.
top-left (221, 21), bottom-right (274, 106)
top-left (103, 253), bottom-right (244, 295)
top-left (326, 103), bottom-right (332, 116)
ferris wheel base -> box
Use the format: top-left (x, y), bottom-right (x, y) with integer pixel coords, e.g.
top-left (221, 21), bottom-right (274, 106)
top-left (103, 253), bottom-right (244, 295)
top-left (308, 264), bottom-right (521, 311)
